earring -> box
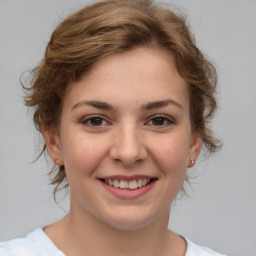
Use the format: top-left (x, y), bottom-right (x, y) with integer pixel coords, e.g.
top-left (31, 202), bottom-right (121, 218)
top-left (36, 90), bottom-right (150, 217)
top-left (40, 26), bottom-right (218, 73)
top-left (190, 158), bottom-right (195, 164)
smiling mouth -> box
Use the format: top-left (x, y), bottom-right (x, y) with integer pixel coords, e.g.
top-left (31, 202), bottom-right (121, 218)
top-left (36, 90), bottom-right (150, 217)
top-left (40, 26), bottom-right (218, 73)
top-left (99, 178), bottom-right (157, 190)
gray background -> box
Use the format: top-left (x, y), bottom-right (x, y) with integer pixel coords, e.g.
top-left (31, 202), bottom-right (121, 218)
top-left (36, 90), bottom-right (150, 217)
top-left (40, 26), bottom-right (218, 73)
top-left (0, 0), bottom-right (256, 255)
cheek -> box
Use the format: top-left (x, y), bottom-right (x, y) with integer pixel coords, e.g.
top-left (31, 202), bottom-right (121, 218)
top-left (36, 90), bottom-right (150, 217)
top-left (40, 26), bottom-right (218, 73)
top-left (149, 131), bottom-right (191, 175)
top-left (60, 132), bottom-right (110, 181)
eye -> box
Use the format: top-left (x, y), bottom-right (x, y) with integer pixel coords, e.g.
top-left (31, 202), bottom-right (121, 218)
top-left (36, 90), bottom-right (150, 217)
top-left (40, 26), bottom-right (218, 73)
top-left (147, 115), bottom-right (174, 127)
top-left (81, 116), bottom-right (108, 127)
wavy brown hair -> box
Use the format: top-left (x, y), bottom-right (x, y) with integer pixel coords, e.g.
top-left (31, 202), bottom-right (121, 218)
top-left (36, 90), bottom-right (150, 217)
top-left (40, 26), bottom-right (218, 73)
top-left (23, 0), bottom-right (221, 196)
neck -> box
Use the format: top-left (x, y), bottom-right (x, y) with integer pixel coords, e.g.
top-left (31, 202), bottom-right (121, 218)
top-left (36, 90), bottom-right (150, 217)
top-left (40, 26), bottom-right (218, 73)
top-left (65, 209), bottom-right (170, 256)
top-left (45, 194), bottom-right (185, 256)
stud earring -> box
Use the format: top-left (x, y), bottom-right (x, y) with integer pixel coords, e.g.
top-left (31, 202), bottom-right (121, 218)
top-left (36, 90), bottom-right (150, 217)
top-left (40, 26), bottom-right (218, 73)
top-left (190, 158), bottom-right (195, 164)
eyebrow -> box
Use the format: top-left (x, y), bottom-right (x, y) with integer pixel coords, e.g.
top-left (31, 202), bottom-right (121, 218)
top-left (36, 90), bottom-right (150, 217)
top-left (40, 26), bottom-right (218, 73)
top-left (71, 99), bottom-right (183, 111)
top-left (72, 100), bottom-right (114, 111)
top-left (141, 99), bottom-right (183, 111)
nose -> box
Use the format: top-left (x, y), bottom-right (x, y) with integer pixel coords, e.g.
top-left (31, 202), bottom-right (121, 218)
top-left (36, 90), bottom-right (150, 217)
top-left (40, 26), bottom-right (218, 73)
top-left (109, 124), bottom-right (147, 167)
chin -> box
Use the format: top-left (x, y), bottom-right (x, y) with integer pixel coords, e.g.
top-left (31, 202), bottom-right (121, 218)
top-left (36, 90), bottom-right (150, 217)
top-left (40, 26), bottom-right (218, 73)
top-left (101, 207), bottom-right (168, 231)
top-left (106, 217), bottom-right (152, 231)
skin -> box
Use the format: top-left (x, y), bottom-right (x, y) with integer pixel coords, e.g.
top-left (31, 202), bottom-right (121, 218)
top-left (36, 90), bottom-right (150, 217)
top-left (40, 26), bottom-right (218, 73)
top-left (42, 47), bottom-right (202, 256)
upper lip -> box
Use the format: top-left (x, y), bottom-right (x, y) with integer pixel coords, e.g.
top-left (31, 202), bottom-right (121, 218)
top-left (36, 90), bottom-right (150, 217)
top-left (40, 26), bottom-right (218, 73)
top-left (98, 175), bottom-right (157, 181)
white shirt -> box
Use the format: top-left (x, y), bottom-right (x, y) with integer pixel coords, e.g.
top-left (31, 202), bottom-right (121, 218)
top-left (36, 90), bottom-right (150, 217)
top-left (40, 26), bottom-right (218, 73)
top-left (0, 228), bottom-right (227, 256)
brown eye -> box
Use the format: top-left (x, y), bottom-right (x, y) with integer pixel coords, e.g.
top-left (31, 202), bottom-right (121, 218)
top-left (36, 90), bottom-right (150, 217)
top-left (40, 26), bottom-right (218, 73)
top-left (90, 117), bottom-right (103, 126)
top-left (152, 117), bottom-right (165, 126)
top-left (82, 116), bottom-right (108, 126)
top-left (147, 115), bottom-right (175, 127)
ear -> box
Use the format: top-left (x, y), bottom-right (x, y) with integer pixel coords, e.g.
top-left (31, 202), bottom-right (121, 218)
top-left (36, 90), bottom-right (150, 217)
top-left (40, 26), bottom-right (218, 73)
top-left (41, 125), bottom-right (64, 166)
top-left (188, 133), bottom-right (202, 168)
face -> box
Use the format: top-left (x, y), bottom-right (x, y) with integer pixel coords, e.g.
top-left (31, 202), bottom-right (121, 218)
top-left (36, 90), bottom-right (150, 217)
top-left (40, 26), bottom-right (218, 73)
top-left (43, 47), bottom-right (201, 230)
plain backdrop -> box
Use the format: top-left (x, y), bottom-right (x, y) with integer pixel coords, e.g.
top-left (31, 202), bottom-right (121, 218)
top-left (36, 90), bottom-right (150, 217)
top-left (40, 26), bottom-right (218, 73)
top-left (0, 0), bottom-right (256, 255)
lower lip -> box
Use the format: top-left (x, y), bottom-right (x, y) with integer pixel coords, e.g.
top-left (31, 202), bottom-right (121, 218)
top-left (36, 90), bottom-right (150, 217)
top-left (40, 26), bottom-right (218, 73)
top-left (100, 180), bottom-right (156, 199)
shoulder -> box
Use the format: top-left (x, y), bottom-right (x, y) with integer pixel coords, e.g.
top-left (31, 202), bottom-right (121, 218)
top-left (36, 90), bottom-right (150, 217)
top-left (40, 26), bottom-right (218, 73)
top-left (185, 238), bottom-right (228, 256)
top-left (0, 228), bottom-right (65, 256)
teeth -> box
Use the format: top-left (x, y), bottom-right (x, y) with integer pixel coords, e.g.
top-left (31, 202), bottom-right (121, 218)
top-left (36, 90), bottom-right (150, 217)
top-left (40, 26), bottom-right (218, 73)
top-left (113, 179), bottom-right (119, 187)
top-left (120, 180), bottom-right (128, 189)
top-left (137, 179), bottom-right (142, 187)
top-left (104, 178), bottom-right (152, 189)
top-left (128, 180), bottom-right (137, 190)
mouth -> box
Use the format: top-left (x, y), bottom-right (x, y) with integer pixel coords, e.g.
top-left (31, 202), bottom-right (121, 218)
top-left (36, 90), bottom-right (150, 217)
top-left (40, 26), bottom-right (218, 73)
top-left (98, 175), bottom-right (158, 199)
top-left (98, 177), bottom-right (158, 190)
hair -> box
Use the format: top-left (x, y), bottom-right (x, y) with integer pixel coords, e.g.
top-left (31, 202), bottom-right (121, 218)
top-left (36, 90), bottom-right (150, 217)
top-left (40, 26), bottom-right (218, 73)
top-left (23, 0), bottom-right (221, 197)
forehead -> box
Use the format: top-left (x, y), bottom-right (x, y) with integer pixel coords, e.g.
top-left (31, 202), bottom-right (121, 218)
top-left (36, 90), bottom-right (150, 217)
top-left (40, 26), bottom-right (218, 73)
top-left (65, 47), bottom-right (189, 111)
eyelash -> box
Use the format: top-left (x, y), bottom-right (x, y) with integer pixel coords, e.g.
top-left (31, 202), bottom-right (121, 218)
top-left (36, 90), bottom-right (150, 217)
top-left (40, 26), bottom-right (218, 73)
top-left (146, 115), bottom-right (175, 127)
top-left (81, 115), bottom-right (175, 127)
top-left (81, 115), bottom-right (109, 127)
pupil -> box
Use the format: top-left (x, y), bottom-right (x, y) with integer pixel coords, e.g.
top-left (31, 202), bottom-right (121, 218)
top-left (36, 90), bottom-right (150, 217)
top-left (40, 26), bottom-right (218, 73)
top-left (91, 118), bottom-right (102, 126)
top-left (153, 117), bottom-right (164, 125)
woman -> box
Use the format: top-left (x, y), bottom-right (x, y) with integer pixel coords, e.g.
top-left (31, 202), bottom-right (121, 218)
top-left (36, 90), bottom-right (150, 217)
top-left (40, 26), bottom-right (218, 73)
top-left (0, 0), bottom-right (226, 255)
